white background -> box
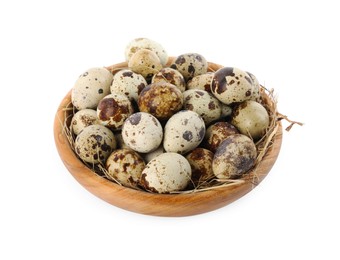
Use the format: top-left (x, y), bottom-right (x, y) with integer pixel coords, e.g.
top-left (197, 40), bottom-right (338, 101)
top-left (1, 0), bottom-right (339, 259)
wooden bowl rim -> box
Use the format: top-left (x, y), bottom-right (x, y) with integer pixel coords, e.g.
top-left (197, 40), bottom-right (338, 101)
top-left (54, 60), bottom-right (282, 217)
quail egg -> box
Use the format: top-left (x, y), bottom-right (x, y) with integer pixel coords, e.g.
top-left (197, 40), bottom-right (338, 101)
top-left (128, 49), bottom-right (163, 82)
top-left (163, 110), bottom-right (205, 154)
top-left (212, 134), bottom-right (257, 179)
top-left (142, 145), bottom-right (165, 163)
top-left (74, 125), bottom-right (116, 164)
top-left (185, 148), bottom-right (214, 188)
top-left (231, 100), bottom-right (269, 140)
top-left (140, 153), bottom-right (191, 193)
top-left (71, 67), bottom-right (113, 110)
top-left (211, 67), bottom-right (254, 105)
top-left (105, 149), bottom-right (145, 188)
top-left (204, 121), bottom-right (239, 153)
top-left (246, 71), bottom-right (261, 102)
top-left (97, 93), bottom-right (134, 130)
top-left (125, 37), bottom-right (168, 66)
top-left (138, 82), bottom-right (183, 121)
top-left (71, 109), bottom-right (99, 135)
top-left (187, 72), bottom-right (213, 93)
top-left (122, 112), bottom-right (163, 153)
top-left (110, 69), bottom-right (147, 102)
top-left (170, 53), bottom-right (208, 81)
top-left (220, 103), bottom-right (233, 118)
top-left (152, 67), bottom-right (186, 92)
top-left (183, 89), bottom-right (221, 125)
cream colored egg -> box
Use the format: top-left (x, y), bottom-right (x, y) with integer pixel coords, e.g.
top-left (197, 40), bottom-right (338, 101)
top-left (152, 67), bottom-right (186, 92)
top-left (74, 125), bottom-right (116, 164)
top-left (170, 53), bottom-right (208, 81)
top-left (231, 100), bottom-right (269, 140)
top-left (211, 67), bottom-right (253, 105)
top-left (105, 149), bottom-right (145, 188)
top-left (71, 67), bottom-right (113, 110)
top-left (71, 109), bottom-right (99, 135)
top-left (140, 153), bottom-right (191, 193)
top-left (187, 72), bottom-right (213, 93)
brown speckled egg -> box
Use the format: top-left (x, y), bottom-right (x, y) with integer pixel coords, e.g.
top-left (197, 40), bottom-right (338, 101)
top-left (220, 103), bottom-right (233, 118)
top-left (211, 67), bottom-right (254, 105)
top-left (187, 72), bottom-right (213, 93)
top-left (71, 109), bottom-right (99, 135)
top-left (105, 149), bottom-right (145, 188)
top-left (142, 145), bottom-right (165, 163)
top-left (183, 89), bottom-right (221, 125)
top-left (97, 93), bottom-right (134, 130)
top-left (163, 110), bottom-right (205, 154)
top-left (231, 100), bottom-right (269, 141)
top-left (170, 53), bottom-right (208, 81)
top-left (212, 134), bottom-right (257, 179)
top-left (125, 38), bottom-right (168, 66)
top-left (74, 125), bottom-right (116, 164)
top-left (204, 122), bottom-right (239, 153)
top-left (110, 69), bottom-right (147, 102)
top-left (138, 82), bottom-right (183, 121)
top-left (128, 49), bottom-right (162, 82)
top-left (152, 67), bottom-right (186, 92)
top-left (140, 153), bottom-right (191, 193)
top-left (185, 148), bottom-right (214, 188)
top-left (71, 67), bottom-right (113, 110)
top-left (122, 112), bottom-right (163, 153)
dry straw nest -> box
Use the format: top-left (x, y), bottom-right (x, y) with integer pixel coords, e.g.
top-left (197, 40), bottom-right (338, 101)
top-left (54, 59), bottom-right (301, 216)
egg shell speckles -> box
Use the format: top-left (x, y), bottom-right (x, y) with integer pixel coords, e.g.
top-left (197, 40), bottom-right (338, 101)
top-left (185, 148), bottom-right (214, 188)
top-left (125, 38), bottom-right (168, 66)
top-left (246, 71), bottom-right (262, 102)
top-left (140, 153), bottom-right (191, 193)
top-left (74, 125), bottom-right (116, 164)
top-left (204, 121), bottom-right (239, 153)
top-left (105, 149), bottom-right (145, 188)
top-left (170, 53), bottom-right (208, 81)
top-left (187, 73), bottom-right (213, 93)
top-left (138, 82), bottom-right (183, 121)
top-left (163, 110), bottom-right (205, 154)
top-left (122, 112), bottom-right (163, 153)
top-left (71, 109), bottom-right (99, 135)
top-left (152, 67), bottom-right (186, 92)
top-left (183, 89), bottom-right (221, 125)
top-left (231, 100), bottom-right (269, 141)
top-left (110, 69), bottom-right (147, 102)
top-left (71, 67), bottom-right (113, 110)
top-left (128, 49), bottom-right (163, 82)
top-left (97, 93), bottom-right (134, 130)
top-left (212, 134), bottom-right (257, 179)
top-left (211, 67), bottom-right (254, 105)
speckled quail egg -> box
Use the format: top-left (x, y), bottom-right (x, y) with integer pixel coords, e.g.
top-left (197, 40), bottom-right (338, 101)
top-left (140, 153), bottom-right (191, 193)
top-left (185, 148), bottom-right (214, 188)
top-left (231, 100), bottom-right (269, 140)
top-left (71, 67), bottom-right (113, 110)
top-left (212, 134), bottom-right (257, 179)
top-left (74, 125), bottom-right (116, 164)
top-left (138, 82), bottom-right (183, 121)
top-left (163, 110), bottom-right (205, 154)
top-left (204, 122), bottom-right (239, 153)
top-left (142, 145), bottom-right (165, 163)
top-left (110, 69), bottom-right (147, 102)
top-left (128, 49), bottom-right (163, 82)
top-left (114, 132), bottom-right (131, 149)
top-left (187, 72), bottom-right (213, 93)
top-left (122, 112), bottom-right (163, 153)
top-left (220, 103), bottom-right (233, 118)
top-left (125, 37), bottom-right (168, 66)
top-left (211, 67), bottom-right (254, 105)
top-left (71, 109), bottom-right (99, 135)
top-left (97, 93), bottom-right (134, 130)
top-left (246, 71), bottom-right (261, 102)
top-left (105, 149), bottom-right (145, 188)
top-left (170, 53), bottom-right (208, 81)
top-left (152, 67), bottom-right (186, 92)
top-left (183, 89), bottom-right (221, 125)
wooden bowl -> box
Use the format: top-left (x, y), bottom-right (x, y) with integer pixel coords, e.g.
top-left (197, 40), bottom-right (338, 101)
top-left (54, 60), bottom-right (282, 217)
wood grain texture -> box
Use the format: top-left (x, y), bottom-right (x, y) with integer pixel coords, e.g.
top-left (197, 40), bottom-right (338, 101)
top-left (54, 60), bottom-right (282, 217)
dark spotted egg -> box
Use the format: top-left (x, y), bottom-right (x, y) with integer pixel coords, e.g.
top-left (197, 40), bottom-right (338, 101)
top-left (170, 53), bottom-right (208, 81)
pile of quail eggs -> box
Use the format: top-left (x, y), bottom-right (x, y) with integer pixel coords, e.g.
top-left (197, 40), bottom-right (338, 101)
top-left (70, 38), bottom-right (270, 193)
